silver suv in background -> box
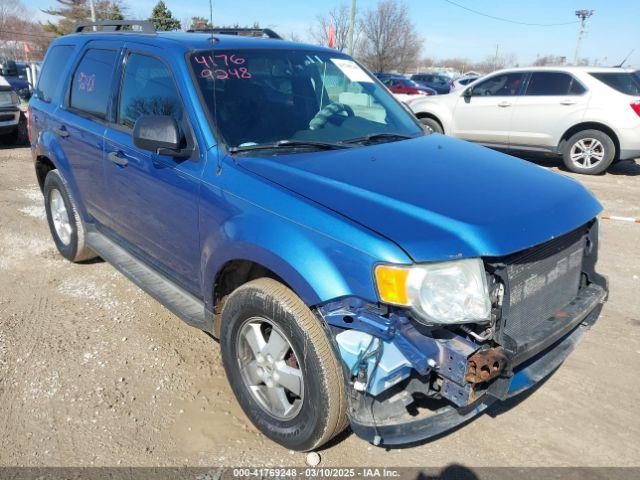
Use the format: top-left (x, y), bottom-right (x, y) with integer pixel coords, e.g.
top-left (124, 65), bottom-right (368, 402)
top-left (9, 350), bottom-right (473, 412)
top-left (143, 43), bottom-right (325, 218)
top-left (408, 67), bottom-right (640, 174)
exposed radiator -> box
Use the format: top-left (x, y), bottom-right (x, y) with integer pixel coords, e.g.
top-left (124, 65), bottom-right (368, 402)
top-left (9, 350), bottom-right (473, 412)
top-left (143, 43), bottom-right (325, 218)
top-left (501, 234), bottom-right (585, 344)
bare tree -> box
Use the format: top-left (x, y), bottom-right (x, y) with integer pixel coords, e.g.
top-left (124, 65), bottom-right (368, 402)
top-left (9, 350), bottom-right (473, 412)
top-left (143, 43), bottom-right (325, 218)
top-left (0, 0), bottom-right (52, 60)
top-left (357, 0), bottom-right (423, 73)
top-left (533, 54), bottom-right (567, 66)
top-left (472, 52), bottom-right (518, 73)
top-left (309, 3), bottom-right (354, 51)
top-left (437, 57), bottom-right (472, 73)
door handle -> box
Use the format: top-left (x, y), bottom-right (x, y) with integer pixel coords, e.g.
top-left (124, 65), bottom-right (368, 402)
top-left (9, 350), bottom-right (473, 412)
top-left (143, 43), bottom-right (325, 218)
top-left (560, 99), bottom-right (577, 105)
top-left (108, 151), bottom-right (128, 167)
top-left (54, 126), bottom-right (69, 137)
top-left (498, 101), bottom-right (511, 108)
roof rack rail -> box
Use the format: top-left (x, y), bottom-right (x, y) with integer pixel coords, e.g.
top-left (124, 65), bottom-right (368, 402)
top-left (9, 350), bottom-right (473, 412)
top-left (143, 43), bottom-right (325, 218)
top-left (186, 27), bottom-right (282, 39)
top-left (74, 20), bottom-right (156, 34)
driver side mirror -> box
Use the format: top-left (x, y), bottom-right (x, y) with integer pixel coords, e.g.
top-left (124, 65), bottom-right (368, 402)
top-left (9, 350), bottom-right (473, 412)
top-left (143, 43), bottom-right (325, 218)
top-left (133, 115), bottom-right (190, 158)
top-left (463, 87), bottom-right (473, 98)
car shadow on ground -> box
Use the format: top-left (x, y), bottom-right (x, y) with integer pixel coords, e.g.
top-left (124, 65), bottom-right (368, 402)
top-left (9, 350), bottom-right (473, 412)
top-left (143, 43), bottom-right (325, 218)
top-left (415, 464), bottom-right (480, 480)
top-left (510, 150), bottom-right (640, 176)
top-left (0, 142), bottom-right (27, 150)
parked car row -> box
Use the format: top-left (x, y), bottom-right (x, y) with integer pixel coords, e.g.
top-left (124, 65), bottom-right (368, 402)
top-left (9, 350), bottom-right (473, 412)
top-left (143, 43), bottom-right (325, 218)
top-left (407, 66), bottom-right (640, 174)
top-left (375, 71), bottom-right (482, 97)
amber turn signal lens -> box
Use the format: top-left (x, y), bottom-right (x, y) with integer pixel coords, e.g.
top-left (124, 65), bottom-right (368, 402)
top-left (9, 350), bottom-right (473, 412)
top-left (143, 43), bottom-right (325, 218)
top-left (374, 265), bottom-right (410, 306)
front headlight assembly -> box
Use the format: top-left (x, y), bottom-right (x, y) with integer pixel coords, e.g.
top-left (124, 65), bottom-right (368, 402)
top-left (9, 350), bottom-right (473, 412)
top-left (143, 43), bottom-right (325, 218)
top-left (374, 258), bottom-right (491, 325)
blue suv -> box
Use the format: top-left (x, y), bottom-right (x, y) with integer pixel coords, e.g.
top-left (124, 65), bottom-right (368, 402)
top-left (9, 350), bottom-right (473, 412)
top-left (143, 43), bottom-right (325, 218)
top-left (29, 21), bottom-right (608, 451)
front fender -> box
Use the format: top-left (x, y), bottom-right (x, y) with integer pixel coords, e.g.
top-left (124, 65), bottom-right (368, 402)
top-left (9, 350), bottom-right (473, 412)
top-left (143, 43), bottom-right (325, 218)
top-left (198, 166), bottom-right (412, 316)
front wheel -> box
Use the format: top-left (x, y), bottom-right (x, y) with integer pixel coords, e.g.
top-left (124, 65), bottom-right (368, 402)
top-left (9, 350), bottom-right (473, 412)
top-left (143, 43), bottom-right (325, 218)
top-left (220, 278), bottom-right (348, 451)
top-left (419, 117), bottom-right (443, 134)
top-left (562, 129), bottom-right (615, 174)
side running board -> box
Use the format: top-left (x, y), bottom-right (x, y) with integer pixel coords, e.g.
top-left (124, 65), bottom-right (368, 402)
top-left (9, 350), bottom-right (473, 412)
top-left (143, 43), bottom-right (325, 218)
top-left (86, 231), bottom-right (211, 332)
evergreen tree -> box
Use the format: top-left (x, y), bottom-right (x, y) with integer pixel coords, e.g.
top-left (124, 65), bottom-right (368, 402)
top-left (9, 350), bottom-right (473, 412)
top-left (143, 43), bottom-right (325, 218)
top-left (189, 16), bottom-right (211, 30)
top-left (109, 4), bottom-right (124, 21)
top-left (43, 0), bottom-right (127, 35)
top-left (149, 1), bottom-right (181, 31)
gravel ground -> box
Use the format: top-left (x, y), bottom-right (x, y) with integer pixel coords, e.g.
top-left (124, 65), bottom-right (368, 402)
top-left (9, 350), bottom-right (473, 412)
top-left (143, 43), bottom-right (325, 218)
top-left (0, 146), bottom-right (639, 468)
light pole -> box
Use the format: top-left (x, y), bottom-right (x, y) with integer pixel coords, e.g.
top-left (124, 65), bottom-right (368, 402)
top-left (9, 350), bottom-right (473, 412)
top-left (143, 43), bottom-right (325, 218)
top-left (347, 0), bottom-right (356, 56)
top-left (574, 9), bottom-right (594, 65)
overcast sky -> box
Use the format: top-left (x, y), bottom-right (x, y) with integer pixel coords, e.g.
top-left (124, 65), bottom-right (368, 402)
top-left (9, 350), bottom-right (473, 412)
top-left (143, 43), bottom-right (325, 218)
top-left (27, 0), bottom-right (639, 66)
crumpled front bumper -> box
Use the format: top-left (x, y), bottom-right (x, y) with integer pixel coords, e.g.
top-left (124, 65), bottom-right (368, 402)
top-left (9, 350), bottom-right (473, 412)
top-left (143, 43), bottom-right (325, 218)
top-left (349, 282), bottom-right (607, 446)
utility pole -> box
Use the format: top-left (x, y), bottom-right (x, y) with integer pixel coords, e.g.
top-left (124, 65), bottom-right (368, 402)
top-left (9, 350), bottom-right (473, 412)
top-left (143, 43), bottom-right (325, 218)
top-left (574, 9), bottom-right (594, 65)
top-left (493, 44), bottom-right (499, 71)
top-left (88, 0), bottom-right (97, 30)
top-left (347, 0), bottom-right (356, 56)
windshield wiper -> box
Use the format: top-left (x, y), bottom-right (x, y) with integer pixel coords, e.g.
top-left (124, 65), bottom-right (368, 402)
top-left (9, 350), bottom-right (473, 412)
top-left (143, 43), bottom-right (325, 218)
top-left (229, 139), bottom-right (349, 154)
top-left (339, 133), bottom-right (415, 145)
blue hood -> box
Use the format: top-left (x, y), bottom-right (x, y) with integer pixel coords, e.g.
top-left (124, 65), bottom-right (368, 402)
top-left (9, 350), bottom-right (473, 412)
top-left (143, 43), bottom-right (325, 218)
top-left (238, 135), bottom-right (602, 262)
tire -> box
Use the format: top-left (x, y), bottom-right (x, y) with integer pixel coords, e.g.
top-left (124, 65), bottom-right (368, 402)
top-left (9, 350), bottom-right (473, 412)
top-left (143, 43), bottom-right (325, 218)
top-left (220, 278), bottom-right (348, 451)
top-left (43, 170), bottom-right (97, 262)
top-left (419, 116), bottom-right (443, 134)
top-left (562, 129), bottom-right (615, 175)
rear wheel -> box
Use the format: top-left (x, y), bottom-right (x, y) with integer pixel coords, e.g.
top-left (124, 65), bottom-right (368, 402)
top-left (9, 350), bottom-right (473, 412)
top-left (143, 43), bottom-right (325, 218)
top-left (419, 117), bottom-right (443, 134)
top-left (220, 278), bottom-right (347, 451)
top-left (562, 129), bottom-right (615, 175)
top-left (44, 170), bottom-right (97, 262)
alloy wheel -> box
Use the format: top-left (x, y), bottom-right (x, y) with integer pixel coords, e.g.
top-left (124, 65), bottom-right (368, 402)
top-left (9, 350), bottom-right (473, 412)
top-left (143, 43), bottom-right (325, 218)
top-left (236, 317), bottom-right (304, 420)
top-left (50, 189), bottom-right (72, 246)
top-left (570, 138), bottom-right (605, 169)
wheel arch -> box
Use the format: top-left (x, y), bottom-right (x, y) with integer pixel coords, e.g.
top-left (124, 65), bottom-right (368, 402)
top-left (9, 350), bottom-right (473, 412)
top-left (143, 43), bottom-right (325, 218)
top-left (559, 122), bottom-right (620, 160)
top-left (414, 111), bottom-right (445, 133)
top-left (211, 258), bottom-right (292, 337)
top-left (35, 154), bottom-right (56, 192)
top-left (201, 216), bottom-right (386, 338)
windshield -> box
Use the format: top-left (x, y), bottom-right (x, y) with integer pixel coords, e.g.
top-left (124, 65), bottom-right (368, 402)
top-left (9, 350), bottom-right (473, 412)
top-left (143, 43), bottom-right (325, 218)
top-left (590, 71), bottom-right (640, 96)
top-left (190, 49), bottom-right (422, 150)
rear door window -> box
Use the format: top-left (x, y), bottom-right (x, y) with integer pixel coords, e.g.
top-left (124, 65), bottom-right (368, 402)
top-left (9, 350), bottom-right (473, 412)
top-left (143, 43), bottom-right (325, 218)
top-left (69, 48), bottom-right (118, 118)
top-left (35, 45), bottom-right (75, 103)
top-left (117, 53), bottom-right (183, 129)
top-left (589, 72), bottom-right (640, 96)
top-left (525, 72), bottom-right (582, 96)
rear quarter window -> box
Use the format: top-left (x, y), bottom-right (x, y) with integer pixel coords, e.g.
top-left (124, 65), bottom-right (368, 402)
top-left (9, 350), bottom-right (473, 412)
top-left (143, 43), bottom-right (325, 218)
top-left (35, 45), bottom-right (75, 103)
top-left (590, 72), bottom-right (640, 96)
top-left (69, 48), bottom-right (119, 118)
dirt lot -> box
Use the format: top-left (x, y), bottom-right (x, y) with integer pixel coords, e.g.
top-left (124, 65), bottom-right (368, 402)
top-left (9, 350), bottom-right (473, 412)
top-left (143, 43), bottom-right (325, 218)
top-left (0, 146), bottom-right (639, 468)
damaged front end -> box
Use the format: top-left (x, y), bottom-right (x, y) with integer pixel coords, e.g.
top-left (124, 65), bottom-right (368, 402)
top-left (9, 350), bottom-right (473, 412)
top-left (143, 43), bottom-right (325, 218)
top-left (317, 221), bottom-right (608, 446)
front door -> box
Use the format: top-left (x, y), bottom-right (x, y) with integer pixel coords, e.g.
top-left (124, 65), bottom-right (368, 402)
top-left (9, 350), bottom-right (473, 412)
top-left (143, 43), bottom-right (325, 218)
top-left (452, 72), bottom-right (525, 145)
top-left (103, 45), bottom-right (204, 294)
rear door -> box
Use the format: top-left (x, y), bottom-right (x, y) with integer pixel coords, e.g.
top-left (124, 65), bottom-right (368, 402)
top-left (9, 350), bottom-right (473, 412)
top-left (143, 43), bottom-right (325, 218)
top-left (28, 44), bottom-right (77, 147)
top-left (510, 71), bottom-right (589, 149)
top-left (452, 72), bottom-right (525, 145)
top-left (53, 42), bottom-right (122, 224)
top-left (103, 44), bottom-right (204, 294)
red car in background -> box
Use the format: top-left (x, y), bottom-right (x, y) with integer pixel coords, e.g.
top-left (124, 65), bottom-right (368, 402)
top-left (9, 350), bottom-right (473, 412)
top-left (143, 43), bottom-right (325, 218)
top-left (383, 77), bottom-right (436, 96)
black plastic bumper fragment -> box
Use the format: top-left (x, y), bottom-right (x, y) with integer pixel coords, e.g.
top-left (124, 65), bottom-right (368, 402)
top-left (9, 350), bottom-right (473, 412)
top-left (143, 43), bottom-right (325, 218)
top-left (348, 283), bottom-right (607, 446)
